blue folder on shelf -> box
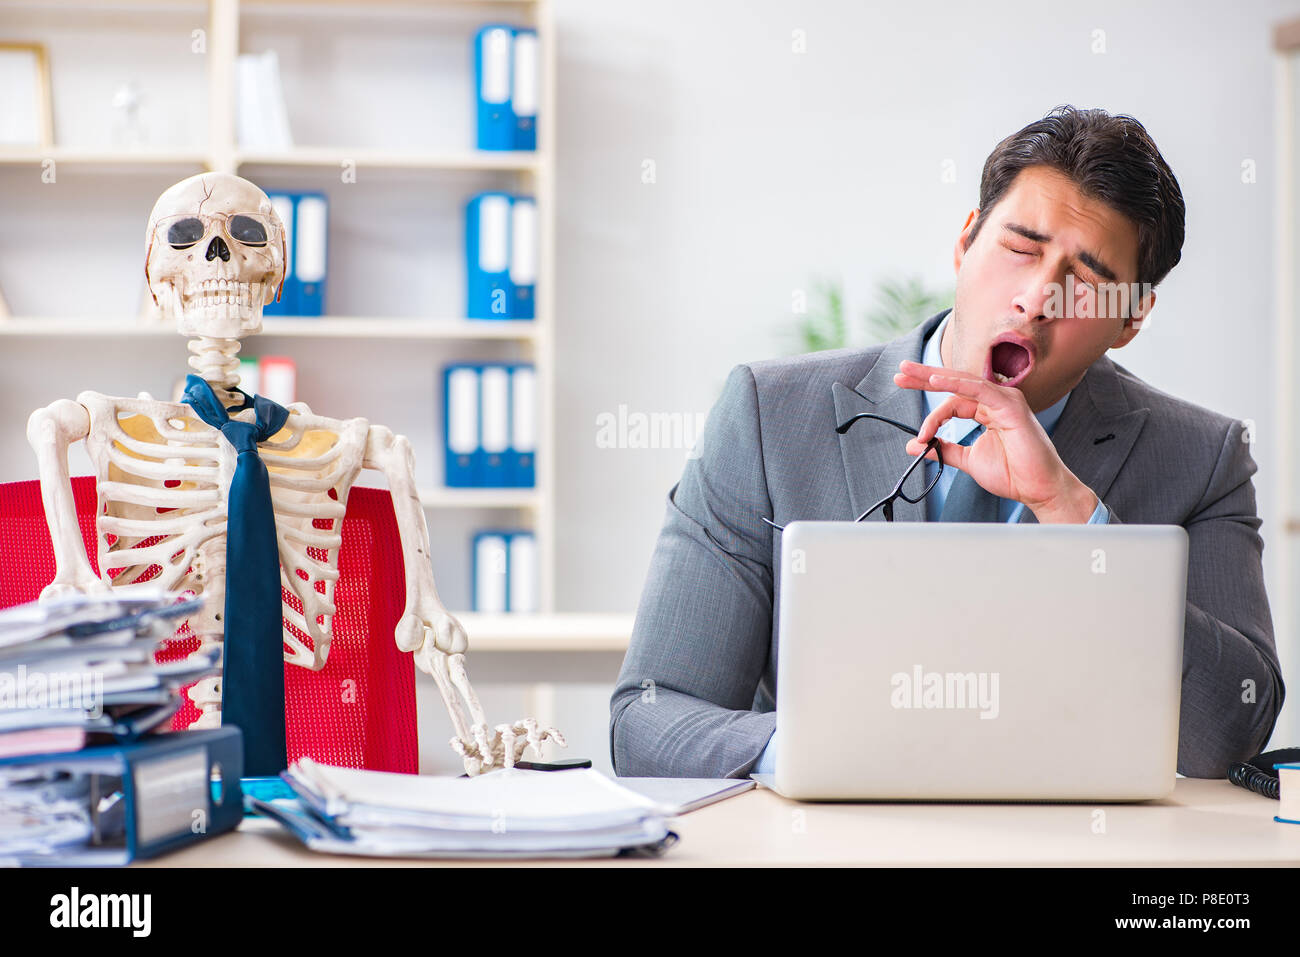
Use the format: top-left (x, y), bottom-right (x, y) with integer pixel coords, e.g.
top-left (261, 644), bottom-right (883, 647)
top-left (444, 363), bottom-right (483, 487)
top-left (443, 362), bottom-right (536, 488)
top-left (293, 193), bottom-right (328, 316)
top-left (264, 192), bottom-right (296, 314)
top-left (0, 727), bottom-right (244, 866)
top-left (507, 363), bottom-right (536, 487)
top-left (511, 28), bottom-right (538, 150)
top-left (509, 196), bottom-right (537, 319)
top-left (263, 191), bottom-right (329, 317)
top-left (471, 529), bottom-right (537, 613)
top-left (474, 25), bottom-right (516, 151)
top-left (472, 530), bottom-right (510, 613)
top-left (479, 364), bottom-right (510, 485)
top-left (466, 192), bottom-right (514, 319)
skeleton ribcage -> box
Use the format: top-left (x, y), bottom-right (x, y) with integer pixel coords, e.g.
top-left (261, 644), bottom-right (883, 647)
top-left (81, 392), bottom-right (368, 669)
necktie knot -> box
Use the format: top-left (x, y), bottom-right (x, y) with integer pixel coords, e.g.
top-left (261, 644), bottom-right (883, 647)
top-left (221, 420), bottom-right (258, 455)
top-left (182, 374), bottom-right (289, 448)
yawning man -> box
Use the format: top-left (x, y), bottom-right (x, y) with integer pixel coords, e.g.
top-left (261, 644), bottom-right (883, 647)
top-left (610, 105), bottom-right (1284, 780)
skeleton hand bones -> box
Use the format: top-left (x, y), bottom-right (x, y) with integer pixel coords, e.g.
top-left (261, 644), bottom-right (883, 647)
top-left (398, 600), bottom-right (566, 775)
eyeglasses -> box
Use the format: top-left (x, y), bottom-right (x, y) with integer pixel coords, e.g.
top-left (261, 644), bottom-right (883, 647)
top-left (151, 211), bottom-right (281, 251)
top-left (761, 412), bottom-right (944, 531)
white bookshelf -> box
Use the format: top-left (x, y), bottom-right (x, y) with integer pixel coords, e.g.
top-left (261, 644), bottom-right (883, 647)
top-left (0, 0), bottom-right (575, 636)
top-left (236, 147), bottom-right (543, 171)
top-left (0, 316), bottom-right (539, 339)
top-left (454, 613), bottom-right (633, 653)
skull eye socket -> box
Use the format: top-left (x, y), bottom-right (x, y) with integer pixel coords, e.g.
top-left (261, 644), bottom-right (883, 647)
top-left (229, 214), bottom-right (268, 246)
top-left (167, 217), bottom-right (205, 249)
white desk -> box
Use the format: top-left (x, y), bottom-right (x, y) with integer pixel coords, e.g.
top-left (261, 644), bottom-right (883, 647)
top-left (139, 779), bottom-right (1300, 867)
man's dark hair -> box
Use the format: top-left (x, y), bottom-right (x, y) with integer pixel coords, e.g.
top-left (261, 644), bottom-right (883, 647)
top-left (966, 105), bottom-right (1186, 290)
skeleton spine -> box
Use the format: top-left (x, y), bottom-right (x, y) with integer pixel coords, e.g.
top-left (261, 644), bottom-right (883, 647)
top-left (187, 336), bottom-right (243, 407)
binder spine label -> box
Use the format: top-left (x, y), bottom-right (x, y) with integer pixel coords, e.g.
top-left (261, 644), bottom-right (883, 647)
top-left (132, 748), bottom-right (209, 848)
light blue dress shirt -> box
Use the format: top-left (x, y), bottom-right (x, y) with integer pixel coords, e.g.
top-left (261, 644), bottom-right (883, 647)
top-left (753, 312), bottom-right (1108, 773)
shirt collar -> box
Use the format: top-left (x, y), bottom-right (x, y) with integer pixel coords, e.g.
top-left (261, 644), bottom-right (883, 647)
top-left (920, 310), bottom-right (1070, 440)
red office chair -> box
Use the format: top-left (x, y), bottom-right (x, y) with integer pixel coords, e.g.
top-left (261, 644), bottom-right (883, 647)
top-left (0, 476), bottom-right (418, 773)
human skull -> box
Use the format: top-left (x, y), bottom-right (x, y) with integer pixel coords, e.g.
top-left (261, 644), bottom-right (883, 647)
top-left (144, 172), bottom-right (286, 338)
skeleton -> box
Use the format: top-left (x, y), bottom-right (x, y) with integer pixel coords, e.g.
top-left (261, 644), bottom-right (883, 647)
top-left (26, 172), bottom-right (563, 775)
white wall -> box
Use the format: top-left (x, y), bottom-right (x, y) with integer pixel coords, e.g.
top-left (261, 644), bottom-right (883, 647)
top-left (552, 0), bottom-right (1300, 749)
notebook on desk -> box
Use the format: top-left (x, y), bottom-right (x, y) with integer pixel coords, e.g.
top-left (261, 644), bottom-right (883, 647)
top-left (760, 522), bottom-right (1188, 802)
top-left (616, 777), bottom-right (755, 814)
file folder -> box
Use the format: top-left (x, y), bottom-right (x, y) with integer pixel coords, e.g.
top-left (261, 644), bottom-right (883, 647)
top-left (444, 364), bottom-right (482, 487)
top-left (511, 28), bottom-right (538, 150)
top-left (473, 531), bottom-right (509, 613)
top-left (509, 196), bottom-right (537, 320)
top-left (0, 727), bottom-right (243, 865)
top-left (475, 25), bottom-right (516, 151)
top-left (466, 192), bottom-right (513, 319)
top-left (262, 192), bottom-right (328, 317)
top-left (480, 364), bottom-right (510, 485)
top-left (508, 363), bottom-right (536, 487)
top-left (264, 192), bottom-right (296, 315)
top-left (293, 193), bottom-right (329, 316)
top-left (507, 531), bottom-right (538, 613)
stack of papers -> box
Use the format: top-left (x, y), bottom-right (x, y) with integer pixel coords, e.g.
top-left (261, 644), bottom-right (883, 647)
top-left (253, 758), bottom-right (679, 859)
top-left (0, 590), bottom-right (212, 757)
top-left (0, 590), bottom-right (218, 864)
top-left (0, 763), bottom-right (96, 860)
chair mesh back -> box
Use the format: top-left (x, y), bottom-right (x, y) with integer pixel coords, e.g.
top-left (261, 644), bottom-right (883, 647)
top-left (0, 477), bottom-right (417, 773)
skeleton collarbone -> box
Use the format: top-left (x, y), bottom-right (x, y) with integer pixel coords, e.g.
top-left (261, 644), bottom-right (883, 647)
top-left (79, 390), bottom-right (368, 670)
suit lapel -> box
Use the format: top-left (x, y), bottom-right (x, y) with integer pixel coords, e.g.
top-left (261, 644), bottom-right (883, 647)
top-left (830, 308), bottom-right (1148, 524)
top-left (830, 311), bottom-right (942, 523)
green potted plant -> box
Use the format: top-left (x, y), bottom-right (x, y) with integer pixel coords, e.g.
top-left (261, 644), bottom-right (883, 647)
top-left (785, 275), bottom-right (953, 354)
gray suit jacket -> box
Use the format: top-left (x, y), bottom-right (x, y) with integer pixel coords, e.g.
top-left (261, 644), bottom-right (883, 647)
top-left (610, 309), bottom-right (1285, 779)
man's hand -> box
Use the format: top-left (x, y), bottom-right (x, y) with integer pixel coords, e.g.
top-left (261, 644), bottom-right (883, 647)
top-left (893, 360), bottom-right (1100, 524)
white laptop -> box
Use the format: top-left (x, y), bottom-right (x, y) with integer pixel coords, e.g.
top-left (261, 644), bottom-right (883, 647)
top-left (753, 521), bottom-right (1188, 802)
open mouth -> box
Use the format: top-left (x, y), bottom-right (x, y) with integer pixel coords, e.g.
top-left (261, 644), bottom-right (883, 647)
top-left (985, 337), bottom-right (1035, 388)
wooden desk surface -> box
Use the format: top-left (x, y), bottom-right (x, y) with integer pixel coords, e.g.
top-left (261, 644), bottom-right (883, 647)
top-left (139, 778), bottom-right (1300, 867)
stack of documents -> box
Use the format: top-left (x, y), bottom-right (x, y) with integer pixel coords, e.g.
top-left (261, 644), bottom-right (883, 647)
top-left (0, 727), bottom-right (243, 866)
top-left (252, 758), bottom-right (678, 859)
top-left (0, 590), bottom-right (213, 758)
top-left (0, 591), bottom-right (236, 865)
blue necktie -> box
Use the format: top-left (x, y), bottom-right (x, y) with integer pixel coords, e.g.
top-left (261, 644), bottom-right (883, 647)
top-left (182, 374), bottom-right (291, 775)
top-left (939, 425), bottom-right (1002, 522)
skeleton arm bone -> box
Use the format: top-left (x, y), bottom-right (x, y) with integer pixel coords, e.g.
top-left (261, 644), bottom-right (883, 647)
top-left (362, 425), bottom-right (465, 652)
top-left (26, 400), bottom-right (107, 598)
top-left (362, 425), bottom-right (486, 740)
top-left (361, 424), bottom-right (567, 774)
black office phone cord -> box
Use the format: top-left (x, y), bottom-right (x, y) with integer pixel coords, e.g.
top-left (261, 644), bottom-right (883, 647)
top-left (1226, 747), bottom-right (1300, 799)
